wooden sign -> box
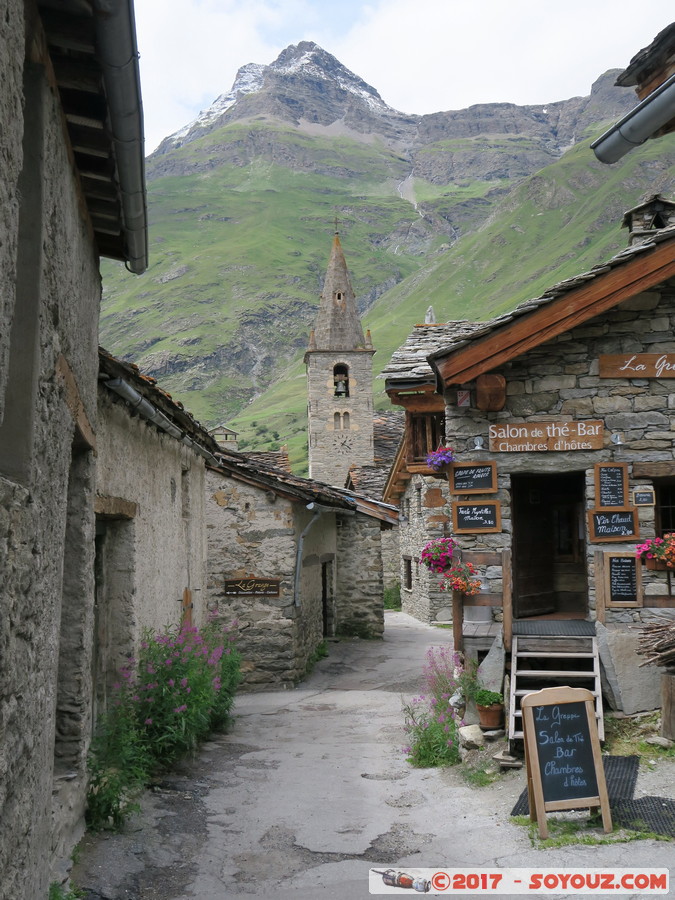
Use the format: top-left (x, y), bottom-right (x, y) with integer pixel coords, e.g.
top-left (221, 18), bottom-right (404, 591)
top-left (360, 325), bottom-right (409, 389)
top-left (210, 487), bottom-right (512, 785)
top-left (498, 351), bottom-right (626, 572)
top-left (448, 461), bottom-right (498, 495)
top-left (452, 501), bottom-right (501, 533)
top-left (633, 488), bottom-right (655, 506)
top-left (588, 508), bottom-right (639, 542)
top-left (600, 353), bottom-right (675, 379)
top-left (594, 463), bottom-right (628, 509)
top-left (224, 577), bottom-right (280, 597)
top-left (521, 687), bottom-right (612, 839)
top-left (488, 420), bottom-right (603, 452)
top-left (604, 552), bottom-right (642, 607)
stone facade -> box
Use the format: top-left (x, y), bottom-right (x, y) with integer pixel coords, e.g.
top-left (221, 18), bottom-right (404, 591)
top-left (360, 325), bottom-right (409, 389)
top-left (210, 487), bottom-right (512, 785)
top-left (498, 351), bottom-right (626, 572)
top-left (398, 475), bottom-right (455, 622)
top-left (205, 465), bottom-right (387, 689)
top-left (95, 387), bottom-right (208, 709)
top-left (438, 286), bottom-right (675, 627)
top-left (0, 17), bottom-right (100, 896)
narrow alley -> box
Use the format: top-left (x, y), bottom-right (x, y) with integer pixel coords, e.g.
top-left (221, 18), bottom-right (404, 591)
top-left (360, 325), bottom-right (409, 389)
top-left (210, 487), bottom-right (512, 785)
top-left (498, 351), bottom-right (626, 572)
top-left (73, 612), bottom-right (675, 899)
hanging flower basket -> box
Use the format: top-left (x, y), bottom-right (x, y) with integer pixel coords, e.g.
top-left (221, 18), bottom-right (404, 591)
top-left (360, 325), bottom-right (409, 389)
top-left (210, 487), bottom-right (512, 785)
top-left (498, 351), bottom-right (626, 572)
top-left (425, 446), bottom-right (455, 473)
top-left (636, 534), bottom-right (675, 569)
top-left (420, 537), bottom-right (457, 574)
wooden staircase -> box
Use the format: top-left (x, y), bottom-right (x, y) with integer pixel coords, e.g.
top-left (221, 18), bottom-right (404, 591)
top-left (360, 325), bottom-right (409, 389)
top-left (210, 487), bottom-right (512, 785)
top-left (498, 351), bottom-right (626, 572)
top-left (508, 631), bottom-right (604, 742)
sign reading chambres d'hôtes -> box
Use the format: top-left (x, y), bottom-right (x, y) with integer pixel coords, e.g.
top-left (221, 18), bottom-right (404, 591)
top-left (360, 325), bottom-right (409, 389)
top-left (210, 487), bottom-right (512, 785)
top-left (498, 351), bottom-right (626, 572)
top-left (488, 420), bottom-right (603, 452)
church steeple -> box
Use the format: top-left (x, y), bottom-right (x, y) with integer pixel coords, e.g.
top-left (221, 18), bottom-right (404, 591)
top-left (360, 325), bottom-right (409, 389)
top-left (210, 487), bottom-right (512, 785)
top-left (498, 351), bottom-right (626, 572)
top-left (305, 230), bottom-right (375, 486)
top-left (310, 232), bottom-right (366, 351)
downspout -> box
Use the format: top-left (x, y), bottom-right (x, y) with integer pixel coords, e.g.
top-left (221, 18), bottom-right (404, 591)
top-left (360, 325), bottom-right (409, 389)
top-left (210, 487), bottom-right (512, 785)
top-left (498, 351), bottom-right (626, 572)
top-left (104, 377), bottom-right (219, 464)
top-left (293, 502), bottom-right (355, 607)
top-left (591, 73), bottom-right (675, 164)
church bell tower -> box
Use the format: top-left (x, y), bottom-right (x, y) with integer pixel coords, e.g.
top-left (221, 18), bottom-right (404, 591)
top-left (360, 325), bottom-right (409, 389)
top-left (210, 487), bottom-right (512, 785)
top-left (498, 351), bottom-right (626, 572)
top-left (305, 231), bottom-right (375, 486)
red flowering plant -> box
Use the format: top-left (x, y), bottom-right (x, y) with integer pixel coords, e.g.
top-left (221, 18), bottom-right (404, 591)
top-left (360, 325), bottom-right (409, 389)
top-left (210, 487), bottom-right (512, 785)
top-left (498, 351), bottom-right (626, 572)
top-left (420, 537), bottom-right (457, 574)
top-left (636, 533), bottom-right (675, 567)
top-left (425, 446), bottom-right (455, 471)
top-left (440, 560), bottom-right (482, 595)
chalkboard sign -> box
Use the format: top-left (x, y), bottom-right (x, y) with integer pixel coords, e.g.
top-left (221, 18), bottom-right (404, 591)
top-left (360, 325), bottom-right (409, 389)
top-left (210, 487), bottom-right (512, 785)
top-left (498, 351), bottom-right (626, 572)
top-left (604, 552), bottom-right (641, 607)
top-left (633, 488), bottom-right (655, 506)
top-left (588, 508), bottom-right (639, 542)
top-left (452, 500), bottom-right (501, 533)
top-left (448, 461), bottom-right (498, 495)
top-left (522, 687), bottom-right (611, 839)
top-left (594, 463), bottom-right (628, 509)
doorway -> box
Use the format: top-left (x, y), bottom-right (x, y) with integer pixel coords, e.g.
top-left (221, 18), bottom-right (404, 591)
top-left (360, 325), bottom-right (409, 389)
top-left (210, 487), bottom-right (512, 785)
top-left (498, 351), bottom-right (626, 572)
top-left (511, 472), bottom-right (587, 619)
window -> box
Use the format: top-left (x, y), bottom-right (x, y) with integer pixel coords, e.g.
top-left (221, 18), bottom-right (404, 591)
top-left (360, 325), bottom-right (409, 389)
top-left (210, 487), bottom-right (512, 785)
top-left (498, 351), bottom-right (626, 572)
top-left (408, 412), bottom-right (445, 463)
top-left (655, 480), bottom-right (675, 534)
top-left (403, 557), bottom-right (413, 590)
top-left (333, 364), bottom-right (349, 398)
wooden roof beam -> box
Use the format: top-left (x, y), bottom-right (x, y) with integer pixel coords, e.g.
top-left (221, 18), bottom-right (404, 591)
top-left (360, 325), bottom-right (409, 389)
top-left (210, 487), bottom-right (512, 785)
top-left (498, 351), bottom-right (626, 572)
top-left (431, 240), bottom-right (675, 389)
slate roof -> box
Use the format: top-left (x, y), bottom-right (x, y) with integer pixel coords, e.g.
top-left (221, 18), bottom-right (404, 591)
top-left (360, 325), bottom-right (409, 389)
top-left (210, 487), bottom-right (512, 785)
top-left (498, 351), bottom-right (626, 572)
top-left (99, 347), bottom-right (220, 457)
top-left (616, 22), bottom-right (675, 87)
top-left (212, 448), bottom-right (399, 525)
top-left (244, 448), bottom-right (292, 472)
top-left (428, 225), bottom-right (675, 374)
top-left (380, 322), bottom-right (486, 387)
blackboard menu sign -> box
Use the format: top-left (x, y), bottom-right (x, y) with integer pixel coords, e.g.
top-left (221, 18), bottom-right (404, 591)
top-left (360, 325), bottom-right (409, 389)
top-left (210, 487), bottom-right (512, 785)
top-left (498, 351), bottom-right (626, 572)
top-left (452, 500), bottom-right (501, 533)
top-left (594, 463), bottom-right (628, 509)
top-left (521, 687), bottom-right (612, 839)
top-left (604, 552), bottom-right (641, 607)
top-left (588, 508), bottom-right (639, 543)
top-left (448, 461), bottom-right (498, 495)
top-left (633, 488), bottom-right (655, 506)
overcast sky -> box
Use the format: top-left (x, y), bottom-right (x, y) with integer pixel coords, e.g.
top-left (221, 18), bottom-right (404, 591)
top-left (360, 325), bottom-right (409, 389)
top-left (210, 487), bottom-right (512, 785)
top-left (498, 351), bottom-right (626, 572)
top-left (134, 1), bottom-right (674, 154)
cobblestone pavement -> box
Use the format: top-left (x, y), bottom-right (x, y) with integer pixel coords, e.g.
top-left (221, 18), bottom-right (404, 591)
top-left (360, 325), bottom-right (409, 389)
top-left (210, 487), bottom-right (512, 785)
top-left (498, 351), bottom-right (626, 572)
top-left (73, 612), bottom-right (675, 899)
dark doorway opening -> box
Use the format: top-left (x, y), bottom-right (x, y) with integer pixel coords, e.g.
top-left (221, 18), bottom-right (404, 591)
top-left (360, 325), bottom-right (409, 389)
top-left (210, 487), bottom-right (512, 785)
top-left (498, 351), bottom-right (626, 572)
top-left (511, 472), bottom-right (587, 620)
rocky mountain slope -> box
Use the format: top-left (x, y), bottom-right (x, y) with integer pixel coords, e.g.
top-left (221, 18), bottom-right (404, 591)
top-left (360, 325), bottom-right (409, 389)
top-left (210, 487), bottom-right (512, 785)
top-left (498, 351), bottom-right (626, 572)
top-left (100, 42), bottom-right (675, 469)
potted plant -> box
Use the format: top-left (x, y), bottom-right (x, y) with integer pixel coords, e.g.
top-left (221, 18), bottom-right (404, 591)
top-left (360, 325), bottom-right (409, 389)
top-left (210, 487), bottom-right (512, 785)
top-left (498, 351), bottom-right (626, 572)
top-left (636, 534), bottom-right (675, 569)
top-left (474, 688), bottom-right (504, 730)
top-left (440, 560), bottom-right (482, 595)
top-left (420, 537), bottom-right (457, 574)
top-left (425, 445), bottom-right (455, 475)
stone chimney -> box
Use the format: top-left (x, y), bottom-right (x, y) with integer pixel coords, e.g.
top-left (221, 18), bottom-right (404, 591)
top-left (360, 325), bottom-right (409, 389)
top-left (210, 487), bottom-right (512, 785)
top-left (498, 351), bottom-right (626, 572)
top-left (621, 194), bottom-right (675, 245)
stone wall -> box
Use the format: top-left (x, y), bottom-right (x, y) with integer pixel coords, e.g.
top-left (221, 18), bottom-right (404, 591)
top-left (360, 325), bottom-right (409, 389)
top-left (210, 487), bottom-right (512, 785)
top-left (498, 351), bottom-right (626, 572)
top-left (398, 474), bottom-right (455, 622)
top-left (205, 470), bottom-right (336, 688)
top-left (0, 23), bottom-right (101, 897)
top-left (336, 512), bottom-right (385, 638)
top-left (95, 389), bottom-right (207, 694)
top-left (441, 288), bottom-right (675, 626)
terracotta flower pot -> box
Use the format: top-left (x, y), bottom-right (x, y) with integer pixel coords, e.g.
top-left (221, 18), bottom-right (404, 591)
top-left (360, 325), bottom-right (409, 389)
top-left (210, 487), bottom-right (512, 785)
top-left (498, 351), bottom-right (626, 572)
top-left (477, 703), bottom-right (504, 730)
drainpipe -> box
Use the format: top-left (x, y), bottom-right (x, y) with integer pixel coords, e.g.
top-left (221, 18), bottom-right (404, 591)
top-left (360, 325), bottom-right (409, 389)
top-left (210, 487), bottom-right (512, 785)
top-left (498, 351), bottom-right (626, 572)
top-left (591, 73), bottom-right (675, 163)
top-left (293, 502), bottom-right (355, 607)
top-left (104, 377), bottom-right (219, 464)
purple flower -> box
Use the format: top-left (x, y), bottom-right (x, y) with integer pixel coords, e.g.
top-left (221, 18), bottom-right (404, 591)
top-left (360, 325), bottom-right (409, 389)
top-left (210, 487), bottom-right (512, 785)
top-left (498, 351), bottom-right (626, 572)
top-left (174, 704), bottom-right (187, 713)
top-left (144, 718), bottom-right (153, 725)
top-left (168, 679), bottom-right (175, 687)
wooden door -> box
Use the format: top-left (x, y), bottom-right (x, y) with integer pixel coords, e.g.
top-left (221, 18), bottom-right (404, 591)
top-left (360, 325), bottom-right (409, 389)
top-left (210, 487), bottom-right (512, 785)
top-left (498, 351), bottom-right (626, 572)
top-left (512, 477), bottom-right (556, 616)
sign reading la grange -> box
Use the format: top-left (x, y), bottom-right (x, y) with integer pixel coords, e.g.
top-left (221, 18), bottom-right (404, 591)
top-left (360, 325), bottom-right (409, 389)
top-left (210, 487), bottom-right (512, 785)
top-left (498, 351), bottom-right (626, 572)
top-left (488, 420), bottom-right (603, 453)
top-left (224, 577), bottom-right (280, 597)
top-left (600, 354), bottom-right (675, 379)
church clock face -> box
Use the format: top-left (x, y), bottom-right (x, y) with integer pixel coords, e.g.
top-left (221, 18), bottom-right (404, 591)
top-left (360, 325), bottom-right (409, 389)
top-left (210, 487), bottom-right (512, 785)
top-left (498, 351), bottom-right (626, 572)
top-left (333, 435), bottom-right (353, 455)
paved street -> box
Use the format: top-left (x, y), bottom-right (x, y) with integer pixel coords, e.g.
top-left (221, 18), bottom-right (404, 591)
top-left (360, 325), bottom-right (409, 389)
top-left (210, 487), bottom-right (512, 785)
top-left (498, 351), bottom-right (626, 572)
top-left (74, 612), bottom-right (675, 899)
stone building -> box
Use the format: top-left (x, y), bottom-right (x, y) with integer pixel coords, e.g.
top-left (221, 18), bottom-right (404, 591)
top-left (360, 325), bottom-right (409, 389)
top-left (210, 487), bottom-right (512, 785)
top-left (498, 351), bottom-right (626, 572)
top-left (305, 231), bottom-right (376, 486)
top-left (95, 350), bottom-right (221, 717)
top-left (205, 451), bottom-right (398, 689)
top-left (0, 2), bottom-right (147, 895)
top-left (385, 205), bottom-right (675, 731)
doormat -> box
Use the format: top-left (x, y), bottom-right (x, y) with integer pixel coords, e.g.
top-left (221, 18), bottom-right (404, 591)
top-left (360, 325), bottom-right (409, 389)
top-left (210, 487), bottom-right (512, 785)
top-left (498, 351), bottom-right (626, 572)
top-left (611, 796), bottom-right (675, 838)
top-left (510, 755), bottom-right (639, 816)
top-left (512, 620), bottom-right (596, 637)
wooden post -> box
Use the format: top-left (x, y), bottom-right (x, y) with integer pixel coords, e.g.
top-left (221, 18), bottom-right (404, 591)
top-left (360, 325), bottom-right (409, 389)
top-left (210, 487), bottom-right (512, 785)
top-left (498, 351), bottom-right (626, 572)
top-left (182, 587), bottom-right (193, 627)
top-left (595, 550), bottom-right (606, 624)
top-left (662, 673), bottom-right (675, 741)
top-left (502, 549), bottom-right (512, 652)
top-left (452, 590), bottom-right (463, 653)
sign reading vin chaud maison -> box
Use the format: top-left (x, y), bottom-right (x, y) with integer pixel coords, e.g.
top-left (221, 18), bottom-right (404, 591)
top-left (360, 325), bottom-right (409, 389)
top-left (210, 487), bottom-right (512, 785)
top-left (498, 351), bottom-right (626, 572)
top-left (489, 421), bottom-right (604, 452)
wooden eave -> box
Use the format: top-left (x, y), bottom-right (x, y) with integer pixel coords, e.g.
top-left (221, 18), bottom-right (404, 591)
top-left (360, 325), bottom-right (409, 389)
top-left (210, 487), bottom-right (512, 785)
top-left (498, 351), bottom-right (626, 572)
top-left (386, 382), bottom-right (443, 412)
top-left (382, 438), bottom-right (408, 505)
top-left (430, 237), bottom-right (675, 390)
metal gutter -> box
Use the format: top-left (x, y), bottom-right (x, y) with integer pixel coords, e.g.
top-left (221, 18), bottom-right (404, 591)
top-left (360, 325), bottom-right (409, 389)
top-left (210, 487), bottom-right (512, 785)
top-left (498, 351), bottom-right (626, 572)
top-left (92, 0), bottom-right (148, 273)
top-left (591, 73), bottom-right (675, 164)
top-left (105, 377), bottom-right (219, 464)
